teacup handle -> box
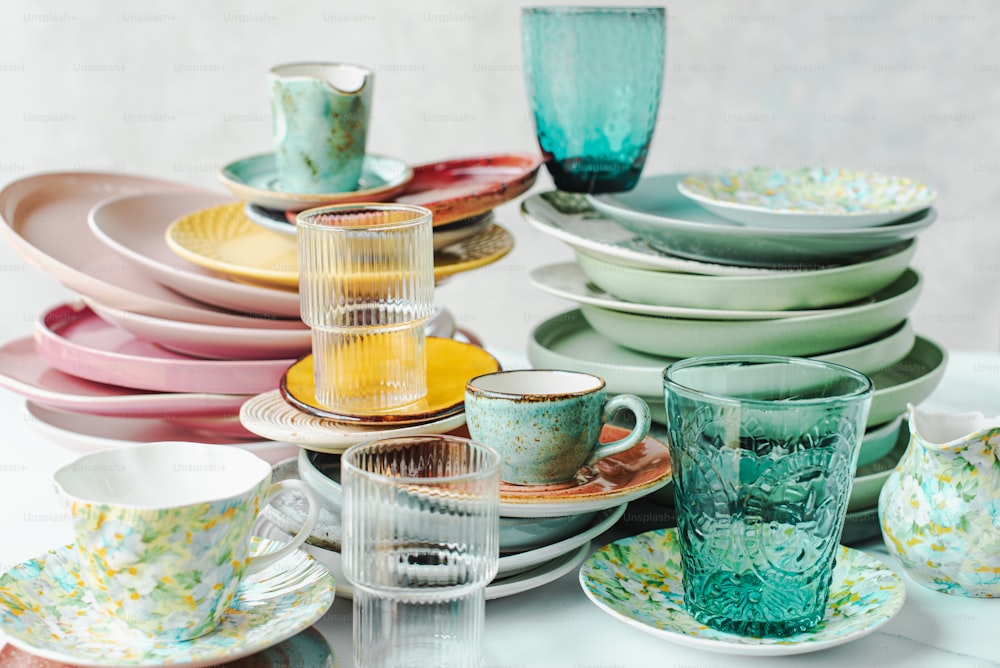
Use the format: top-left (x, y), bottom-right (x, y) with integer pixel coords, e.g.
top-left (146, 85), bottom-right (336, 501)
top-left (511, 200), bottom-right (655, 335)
top-left (246, 479), bottom-right (320, 575)
top-left (583, 394), bottom-right (652, 467)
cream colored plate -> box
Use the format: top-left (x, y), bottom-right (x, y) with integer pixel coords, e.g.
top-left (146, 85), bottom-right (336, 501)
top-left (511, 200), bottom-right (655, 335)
top-left (165, 203), bottom-right (514, 289)
top-left (240, 389), bottom-right (468, 453)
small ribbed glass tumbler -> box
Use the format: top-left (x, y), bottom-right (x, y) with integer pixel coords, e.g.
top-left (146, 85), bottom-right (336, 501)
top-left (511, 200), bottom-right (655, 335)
top-left (342, 436), bottom-right (500, 668)
top-left (522, 6), bottom-right (666, 193)
top-left (296, 204), bottom-right (434, 413)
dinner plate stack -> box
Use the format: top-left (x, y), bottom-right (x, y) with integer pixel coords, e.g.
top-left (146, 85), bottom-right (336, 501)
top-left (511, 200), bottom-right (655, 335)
top-left (521, 167), bottom-right (949, 522)
top-left (0, 153), bottom-right (543, 455)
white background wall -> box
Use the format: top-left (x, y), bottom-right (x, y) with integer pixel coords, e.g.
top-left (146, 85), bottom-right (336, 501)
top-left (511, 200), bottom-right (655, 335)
top-left (0, 0), bottom-right (996, 355)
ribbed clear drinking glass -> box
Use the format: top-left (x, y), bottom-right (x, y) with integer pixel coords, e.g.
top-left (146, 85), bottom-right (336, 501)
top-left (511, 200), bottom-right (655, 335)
top-left (296, 204), bottom-right (434, 413)
top-left (342, 435), bottom-right (501, 668)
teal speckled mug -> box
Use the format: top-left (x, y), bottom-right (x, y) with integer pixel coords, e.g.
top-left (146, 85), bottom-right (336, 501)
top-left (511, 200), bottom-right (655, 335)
top-left (269, 62), bottom-right (373, 194)
top-left (465, 369), bottom-right (651, 485)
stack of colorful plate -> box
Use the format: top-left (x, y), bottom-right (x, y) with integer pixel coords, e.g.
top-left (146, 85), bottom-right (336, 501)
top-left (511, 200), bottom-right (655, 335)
top-left (0, 161), bottom-right (529, 458)
top-left (222, 153), bottom-right (543, 284)
top-left (249, 422), bottom-right (671, 600)
top-left (521, 167), bottom-right (948, 517)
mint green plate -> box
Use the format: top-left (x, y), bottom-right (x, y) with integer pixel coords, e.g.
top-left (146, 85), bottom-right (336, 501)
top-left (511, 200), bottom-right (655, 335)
top-left (583, 175), bottom-right (935, 268)
top-left (528, 309), bottom-right (915, 397)
top-left (575, 240), bottom-right (915, 311)
top-left (637, 338), bottom-right (943, 430)
top-left (579, 269), bottom-right (920, 358)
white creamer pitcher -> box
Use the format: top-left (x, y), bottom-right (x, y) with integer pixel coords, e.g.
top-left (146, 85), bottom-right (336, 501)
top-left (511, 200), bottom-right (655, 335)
top-left (878, 403), bottom-right (1000, 597)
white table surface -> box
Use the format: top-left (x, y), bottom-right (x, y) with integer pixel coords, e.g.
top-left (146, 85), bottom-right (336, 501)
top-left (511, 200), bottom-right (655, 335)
top-left (1, 351), bottom-right (999, 667)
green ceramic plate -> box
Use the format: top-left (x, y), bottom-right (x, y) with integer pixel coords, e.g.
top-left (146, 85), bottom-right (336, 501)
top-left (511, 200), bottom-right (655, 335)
top-left (638, 338), bottom-right (943, 431)
top-left (644, 418), bottom-right (909, 513)
top-left (575, 240), bottom-right (915, 311)
top-left (585, 174), bottom-right (936, 268)
top-left (579, 269), bottom-right (920, 358)
top-left (530, 263), bottom-right (835, 320)
top-left (528, 310), bottom-right (915, 397)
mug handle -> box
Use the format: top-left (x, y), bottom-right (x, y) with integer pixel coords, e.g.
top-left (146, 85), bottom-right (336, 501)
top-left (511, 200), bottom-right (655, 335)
top-left (246, 479), bottom-right (320, 575)
top-left (583, 394), bottom-right (652, 467)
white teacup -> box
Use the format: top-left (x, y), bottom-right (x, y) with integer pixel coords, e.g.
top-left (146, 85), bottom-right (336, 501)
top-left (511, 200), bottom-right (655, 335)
top-left (52, 442), bottom-right (319, 642)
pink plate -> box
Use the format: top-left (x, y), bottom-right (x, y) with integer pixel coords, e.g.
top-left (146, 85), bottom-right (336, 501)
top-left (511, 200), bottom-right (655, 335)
top-left (0, 172), bottom-right (290, 327)
top-left (285, 154), bottom-right (542, 226)
top-left (25, 402), bottom-right (297, 464)
top-left (0, 335), bottom-right (251, 418)
top-left (88, 191), bottom-right (303, 319)
top-left (33, 303), bottom-right (294, 394)
top-left (83, 299), bottom-right (311, 360)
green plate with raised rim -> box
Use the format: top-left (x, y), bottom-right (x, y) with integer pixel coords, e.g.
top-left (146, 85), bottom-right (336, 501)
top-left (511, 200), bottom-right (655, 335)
top-left (528, 309), bottom-right (915, 397)
top-left (575, 239), bottom-right (915, 311)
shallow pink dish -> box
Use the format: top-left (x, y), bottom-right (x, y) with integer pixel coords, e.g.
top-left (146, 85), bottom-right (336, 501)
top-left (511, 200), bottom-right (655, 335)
top-left (84, 299), bottom-right (311, 360)
top-left (0, 335), bottom-right (251, 418)
top-left (25, 402), bottom-right (297, 464)
top-left (0, 172), bottom-right (287, 327)
top-left (33, 303), bottom-right (295, 394)
top-left (88, 191), bottom-right (303, 319)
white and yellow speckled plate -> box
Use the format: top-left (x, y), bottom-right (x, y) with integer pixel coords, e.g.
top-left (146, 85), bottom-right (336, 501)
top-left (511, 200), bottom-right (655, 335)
top-left (0, 538), bottom-right (335, 667)
top-left (580, 528), bottom-right (905, 657)
top-left (165, 203), bottom-right (514, 289)
top-left (676, 167), bottom-right (936, 229)
top-left (240, 389), bottom-right (469, 453)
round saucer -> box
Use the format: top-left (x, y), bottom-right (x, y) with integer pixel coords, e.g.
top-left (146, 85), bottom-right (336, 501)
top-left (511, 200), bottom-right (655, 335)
top-left (494, 424), bottom-right (673, 518)
top-left (218, 152), bottom-right (413, 212)
top-left (0, 625), bottom-right (335, 668)
top-left (239, 389), bottom-right (468, 453)
top-left (280, 337), bottom-right (500, 426)
top-left (0, 539), bottom-right (335, 667)
top-left (580, 528), bottom-right (906, 656)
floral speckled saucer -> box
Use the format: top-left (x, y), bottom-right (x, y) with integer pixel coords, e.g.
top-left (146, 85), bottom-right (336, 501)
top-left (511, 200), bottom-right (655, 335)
top-left (0, 539), bottom-right (335, 667)
top-left (579, 528), bottom-right (905, 656)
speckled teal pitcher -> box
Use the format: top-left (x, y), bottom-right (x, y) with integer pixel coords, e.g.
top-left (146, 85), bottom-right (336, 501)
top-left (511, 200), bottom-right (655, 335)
top-left (878, 404), bottom-right (1000, 597)
top-left (269, 62), bottom-right (372, 194)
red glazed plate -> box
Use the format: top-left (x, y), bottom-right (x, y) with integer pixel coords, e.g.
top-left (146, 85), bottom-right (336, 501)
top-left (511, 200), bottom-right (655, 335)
top-left (449, 423), bottom-right (673, 518)
top-left (286, 153), bottom-right (543, 226)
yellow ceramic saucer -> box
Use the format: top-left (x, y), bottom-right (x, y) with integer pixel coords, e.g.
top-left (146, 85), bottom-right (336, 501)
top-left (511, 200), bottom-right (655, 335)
top-left (280, 337), bottom-right (500, 425)
top-left (165, 203), bottom-right (514, 290)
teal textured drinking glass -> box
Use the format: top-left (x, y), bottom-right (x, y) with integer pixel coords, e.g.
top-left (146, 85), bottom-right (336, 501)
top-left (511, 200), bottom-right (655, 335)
top-left (663, 356), bottom-right (872, 637)
top-left (521, 6), bottom-right (666, 193)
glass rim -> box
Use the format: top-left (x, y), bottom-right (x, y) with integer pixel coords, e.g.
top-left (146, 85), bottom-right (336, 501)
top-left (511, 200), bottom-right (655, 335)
top-left (269, 61), bottom-right (374, 79)
top-left (663, 354), bottom-right (874, 406)
top-left (522, 6), bottom-right (665, 15)
top-left (341, 434), bottom-right (501, 485)
top-left (466, 368), bottom-right (606, 399)
top-left (295, 203), bottom-right (433, 231)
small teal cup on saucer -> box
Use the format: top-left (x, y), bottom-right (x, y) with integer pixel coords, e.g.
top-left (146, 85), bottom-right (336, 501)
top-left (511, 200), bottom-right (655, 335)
top-left (465, 369), bottom-right (652, 485)
top-left (269, 62), bottom-right (373, 194)
top-left (521, 6), bottom-right (666, 193)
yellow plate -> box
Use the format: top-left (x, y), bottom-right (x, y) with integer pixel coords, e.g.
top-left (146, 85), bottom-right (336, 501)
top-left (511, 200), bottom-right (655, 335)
top-left (280, 337), bottom-right (501, 425)
top-left (165, 203), bottom-right (514, 290)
